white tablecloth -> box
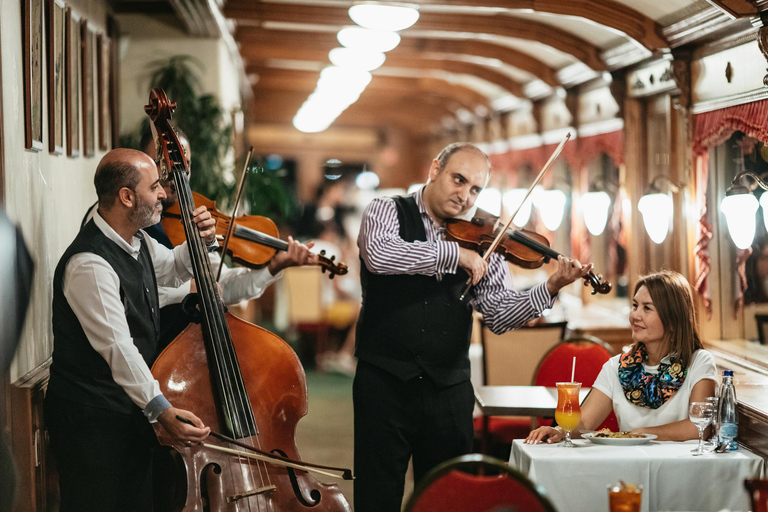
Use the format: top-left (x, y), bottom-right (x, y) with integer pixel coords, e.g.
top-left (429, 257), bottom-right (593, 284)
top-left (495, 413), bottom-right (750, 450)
top-left (510, 439), bottom-right (764, 512)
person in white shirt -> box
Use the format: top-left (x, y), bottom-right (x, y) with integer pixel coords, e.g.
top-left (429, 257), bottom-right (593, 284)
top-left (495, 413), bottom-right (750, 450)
top-left (526, 270), bottom-right (717, 444)
top-left (45, 148), bottom-right (215, 512)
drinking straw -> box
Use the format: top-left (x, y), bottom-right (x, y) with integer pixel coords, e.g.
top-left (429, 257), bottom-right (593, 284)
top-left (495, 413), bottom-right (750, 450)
top-left (571, 356), bottom-right (576, 383)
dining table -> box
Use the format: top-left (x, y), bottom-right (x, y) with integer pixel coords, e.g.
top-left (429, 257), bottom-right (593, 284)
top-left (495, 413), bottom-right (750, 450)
top-left (510, 438), bottom-right (765, 512)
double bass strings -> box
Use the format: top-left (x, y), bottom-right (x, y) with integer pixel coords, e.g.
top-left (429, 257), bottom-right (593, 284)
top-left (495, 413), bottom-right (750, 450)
top-left (165, 133), bottom-right (274, 510)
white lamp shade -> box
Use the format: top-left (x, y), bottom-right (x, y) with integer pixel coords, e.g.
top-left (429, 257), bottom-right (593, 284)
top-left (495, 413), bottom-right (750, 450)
top-left (533, 189), bottom-right (567, 231)
top-left (349, 3), bottom-right (420, 31)
top-left (475, 188), bottom-right (501, 217)
top-left (721, 193), bottom-right (758, 250)
top-left (760, 193), bottom-right (768, 233)
top-left (338, 27), bottom-right (401, 52)
top-left (407, 183), bottom-right (424, 194)
top-left (356, 171), bottom-right (380, 190)
top-left (503, 189), bottom-right (533, 227)
top-left (329, 47), bottom-right (386, 71)
top-left (638, 193), bottom-right (672, 244)
top-left (582, 191), bottom-right (611, 236)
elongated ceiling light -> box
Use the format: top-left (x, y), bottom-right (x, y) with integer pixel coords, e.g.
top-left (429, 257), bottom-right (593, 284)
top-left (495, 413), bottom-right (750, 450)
top-left (349, 2), bottom-right (420, 32)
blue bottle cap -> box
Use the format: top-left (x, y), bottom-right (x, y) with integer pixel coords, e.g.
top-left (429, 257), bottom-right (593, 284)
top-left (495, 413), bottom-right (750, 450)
top-left (723, 370), bottom-right (734, 376)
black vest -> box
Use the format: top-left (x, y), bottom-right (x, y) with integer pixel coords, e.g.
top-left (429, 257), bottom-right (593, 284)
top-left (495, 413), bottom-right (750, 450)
top-left (49, 220), bottom-right (161, 415)
top-left (355, 195), bottom-right (474, 387)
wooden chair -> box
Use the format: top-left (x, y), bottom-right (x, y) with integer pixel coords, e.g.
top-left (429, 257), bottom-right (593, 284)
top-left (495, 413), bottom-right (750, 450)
top-left (281, 266), bottom-right (331, 367)
top-left (745, 479), bottom-right (768, 512)
top-left (533, 335), bottom-right (618, 431)
top-left (474, 322), bottom-right (567, 453)
top-left (403, 453), bottom-right (558, 512)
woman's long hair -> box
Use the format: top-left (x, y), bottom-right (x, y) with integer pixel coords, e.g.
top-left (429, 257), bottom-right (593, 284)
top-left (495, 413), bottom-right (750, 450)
top-left (632, 270), bottom-right (703, 369)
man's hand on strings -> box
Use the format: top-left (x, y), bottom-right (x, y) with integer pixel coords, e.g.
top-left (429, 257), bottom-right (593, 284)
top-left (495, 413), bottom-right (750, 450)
top-left (546, 256), bottom-right (593, 295)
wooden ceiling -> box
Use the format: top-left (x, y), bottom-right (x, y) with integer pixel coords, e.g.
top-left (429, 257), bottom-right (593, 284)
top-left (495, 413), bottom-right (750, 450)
top-left (175, 1), bottom-right (745, 137)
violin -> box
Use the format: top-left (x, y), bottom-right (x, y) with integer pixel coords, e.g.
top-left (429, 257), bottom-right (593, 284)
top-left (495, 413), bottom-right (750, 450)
top-left (146, 88), bottom-right (353, 511)
top-left (163, 191), bottom-right (348, 278)
top-left (444, 212), bottom-right (612, 295)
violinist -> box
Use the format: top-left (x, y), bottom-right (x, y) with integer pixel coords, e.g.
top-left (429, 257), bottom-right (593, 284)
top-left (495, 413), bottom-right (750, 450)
top-left (45, 149), bottom-right (212, 512)
top-left (83, 130), bottom-right (318, 348)
top-left (354, 142), bottom-right (592, 512)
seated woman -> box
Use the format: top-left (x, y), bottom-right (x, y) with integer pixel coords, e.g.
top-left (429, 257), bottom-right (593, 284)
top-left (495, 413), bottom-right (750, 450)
top-left (526, 270), bottom-right (717, 443)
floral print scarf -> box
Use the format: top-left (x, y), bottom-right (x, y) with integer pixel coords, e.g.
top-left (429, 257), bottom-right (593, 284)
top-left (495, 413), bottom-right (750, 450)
top-left (618, 343), bottom-right (686, 409)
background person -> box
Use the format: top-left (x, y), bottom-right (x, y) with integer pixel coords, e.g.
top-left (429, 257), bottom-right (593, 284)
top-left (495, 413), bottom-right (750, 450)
top-left (526, 270), bottom-right (717, 444)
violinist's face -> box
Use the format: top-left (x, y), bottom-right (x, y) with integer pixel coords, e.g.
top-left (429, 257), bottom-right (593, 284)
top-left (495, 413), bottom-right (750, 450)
top-left (424, 150), bottom-right (488, 222)
top-left (128, 155), bottom-right (167, 229)
top-left (143, 136), bottom-right (191, 211)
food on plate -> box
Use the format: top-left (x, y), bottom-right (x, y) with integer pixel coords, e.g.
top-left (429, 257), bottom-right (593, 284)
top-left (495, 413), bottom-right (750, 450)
top-left (593, 428), bottom-right (646, 439)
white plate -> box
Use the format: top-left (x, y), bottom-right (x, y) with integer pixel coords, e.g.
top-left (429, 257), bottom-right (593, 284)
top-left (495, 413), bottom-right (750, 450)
top-left (582, 433), bottom-right (658, 446)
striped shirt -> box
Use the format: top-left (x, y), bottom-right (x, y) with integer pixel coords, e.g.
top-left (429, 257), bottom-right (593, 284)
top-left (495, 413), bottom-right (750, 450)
top-left (358, 187), bottom-right (556, 334)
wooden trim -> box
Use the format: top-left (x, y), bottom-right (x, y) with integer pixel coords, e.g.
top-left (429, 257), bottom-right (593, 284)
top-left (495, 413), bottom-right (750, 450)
top-left (224, 2), bottom-right (607, 71)
top-left (692, 89), bottom-right (768, 114)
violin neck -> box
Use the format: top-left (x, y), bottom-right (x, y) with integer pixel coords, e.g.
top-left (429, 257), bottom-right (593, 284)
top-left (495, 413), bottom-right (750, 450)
top-left (509, 230), bottom-right (561, 261)
top-left (233, 224), bottom-right (289, 252)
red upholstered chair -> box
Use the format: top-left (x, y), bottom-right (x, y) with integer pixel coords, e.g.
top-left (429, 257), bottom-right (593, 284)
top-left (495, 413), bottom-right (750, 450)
top-left (533, 335), bottom-right (619, 431)
top-left (745, 479), bottom-right (768, 512)
top-left (404, 454), bottom-right (558, 512)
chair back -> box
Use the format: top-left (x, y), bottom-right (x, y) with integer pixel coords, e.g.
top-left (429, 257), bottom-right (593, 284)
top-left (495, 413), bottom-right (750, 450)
top-left (281, 266), bottom-right (326, 324)
top-left (746, 479), bottom-right (768, 512)
top-left (481, 322), bottom-right (566, 386)
top-left (534, 336), bottom-right (618, 431)
top-left (404, 454), bottom-right (557, 512)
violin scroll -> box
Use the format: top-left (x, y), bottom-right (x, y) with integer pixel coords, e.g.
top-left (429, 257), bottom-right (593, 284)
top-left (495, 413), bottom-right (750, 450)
top-left (584, 272), bottom-right (612, 295)
top-left (318, 250), bottom-right (349, 279)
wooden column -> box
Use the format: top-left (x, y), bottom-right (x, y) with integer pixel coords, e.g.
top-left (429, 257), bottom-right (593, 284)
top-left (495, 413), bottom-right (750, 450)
top-left (624, 97), bottom-right (647, 286)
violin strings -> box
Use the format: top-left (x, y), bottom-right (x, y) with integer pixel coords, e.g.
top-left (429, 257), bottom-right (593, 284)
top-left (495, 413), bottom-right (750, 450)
top-left (167, 136), bottom-right (269, 510)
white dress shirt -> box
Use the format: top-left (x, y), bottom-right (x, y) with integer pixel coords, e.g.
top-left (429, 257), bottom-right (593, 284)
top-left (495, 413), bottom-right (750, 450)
top-left (63, 211), bottom-right (195, 421)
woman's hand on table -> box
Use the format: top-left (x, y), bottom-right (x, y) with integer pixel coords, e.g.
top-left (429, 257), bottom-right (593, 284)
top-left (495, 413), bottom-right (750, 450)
top-left (525, 426), bottom-right (564, 444)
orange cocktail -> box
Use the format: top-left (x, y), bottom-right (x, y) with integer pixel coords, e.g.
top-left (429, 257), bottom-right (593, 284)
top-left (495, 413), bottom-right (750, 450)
top-left (555, 382), bottom-right (581, 447)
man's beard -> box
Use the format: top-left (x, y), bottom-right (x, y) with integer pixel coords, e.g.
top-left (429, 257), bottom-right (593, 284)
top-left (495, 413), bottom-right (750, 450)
top-left (130, 197), bottom-right (162, 228)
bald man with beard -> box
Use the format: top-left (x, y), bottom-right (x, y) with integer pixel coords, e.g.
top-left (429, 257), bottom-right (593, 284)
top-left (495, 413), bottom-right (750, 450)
top-left (45, 149), bottom-right (215, 512)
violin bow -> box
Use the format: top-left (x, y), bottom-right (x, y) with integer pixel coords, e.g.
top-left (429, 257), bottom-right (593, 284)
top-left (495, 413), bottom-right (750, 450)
top-left (216, 147), bottom-right (254, 282)
top-left (459, 132), bottom-right (571, 301)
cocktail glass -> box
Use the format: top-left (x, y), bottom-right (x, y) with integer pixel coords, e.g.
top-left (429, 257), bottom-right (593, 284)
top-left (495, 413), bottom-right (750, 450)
top-left (555, 382), bottom-right (581, 448)
top-left (608, 482), bottom-right (643, 512)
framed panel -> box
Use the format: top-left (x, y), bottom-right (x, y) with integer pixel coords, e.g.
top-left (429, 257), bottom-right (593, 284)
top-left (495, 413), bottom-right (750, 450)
top-left (23, 0), bottom-right (44, 151)
top-left (47, 0), bottom-right (65, 155)
top-left (81, 20), bottom-right (95, 157)
top-left (96, 34), bottom-right (110, 151)
top-left (65, 7), bottom-right (80, 157)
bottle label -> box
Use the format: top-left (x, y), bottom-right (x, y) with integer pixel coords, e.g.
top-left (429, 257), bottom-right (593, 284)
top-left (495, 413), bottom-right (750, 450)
top-left (720, 422), bottom-right (738, 450)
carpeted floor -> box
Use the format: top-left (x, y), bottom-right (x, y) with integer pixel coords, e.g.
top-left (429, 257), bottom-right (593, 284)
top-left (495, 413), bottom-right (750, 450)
top-left (295, 370), bottom-right (415, 510)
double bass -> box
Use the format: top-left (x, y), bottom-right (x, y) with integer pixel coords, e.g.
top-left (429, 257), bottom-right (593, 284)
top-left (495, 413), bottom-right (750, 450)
top-left (147, 88), bottom-right (352, 511)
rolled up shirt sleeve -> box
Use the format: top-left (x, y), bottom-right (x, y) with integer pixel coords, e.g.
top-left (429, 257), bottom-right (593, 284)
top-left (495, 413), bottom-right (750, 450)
top-left (472, 253), bottom-right (556, 334)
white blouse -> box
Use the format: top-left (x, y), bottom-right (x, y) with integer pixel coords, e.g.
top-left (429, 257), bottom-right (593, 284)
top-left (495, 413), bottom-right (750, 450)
top-left (592, 349), bottom-right (718, 431)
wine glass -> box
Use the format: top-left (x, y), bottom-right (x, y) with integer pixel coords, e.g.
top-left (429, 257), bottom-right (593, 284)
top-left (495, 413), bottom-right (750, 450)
top-left (555, 382), bottom-right (581, 448)
top-left (689, 401), bottom-right (714, 455)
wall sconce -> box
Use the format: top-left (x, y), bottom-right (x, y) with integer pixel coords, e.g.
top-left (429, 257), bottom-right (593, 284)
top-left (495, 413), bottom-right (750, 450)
top-left (503, 187), bottom-right (537, 227)
top-left (720, 171), bottom-right (766, 250)
top-left (533, 189), bottom-right (567, 231)
top-left (637, 176), bottom-right (680, 245)
top-left (476, 187), bottom-right (501, 217)
top-left (582, 191), bottom-right (611, 236)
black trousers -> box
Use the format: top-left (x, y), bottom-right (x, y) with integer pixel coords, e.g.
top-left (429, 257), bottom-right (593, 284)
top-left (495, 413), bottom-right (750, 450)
top-left (44, 392), bottom-right (156, 512)
top-left (353, 361), bottom-right (474, 512)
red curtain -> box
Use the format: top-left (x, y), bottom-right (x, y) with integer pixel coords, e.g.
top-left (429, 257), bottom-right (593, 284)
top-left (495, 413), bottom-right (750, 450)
top-left (574, 130), bottom-right (624, 169)
top-left (692, 99), bottom-right (768, 316)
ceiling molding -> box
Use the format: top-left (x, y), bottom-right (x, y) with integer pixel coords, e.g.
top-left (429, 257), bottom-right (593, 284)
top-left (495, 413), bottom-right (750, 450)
top-left (223, 1), bottom-right (607, 70)
top-left (248, 66), bottom-right (491, 112)
top-left (663, 5), bottom-right (749, 48)
top-left (413, 0), bottom-right (667, 51)
top-left (239, 45), bottom-right (527, 96)
top-left (704, 0), bottom-right (759, 18)
top-left (235, 28), bottom-right (561, 86)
